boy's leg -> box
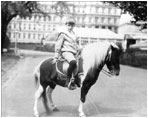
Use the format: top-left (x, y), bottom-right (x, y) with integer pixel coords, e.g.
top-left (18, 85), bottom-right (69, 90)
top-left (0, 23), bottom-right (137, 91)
top-left (62, 52), bottom-right (77, 90)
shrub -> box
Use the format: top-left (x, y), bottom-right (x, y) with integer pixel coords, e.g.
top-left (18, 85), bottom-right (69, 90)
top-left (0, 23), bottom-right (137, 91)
top-left (120, 48), bottom-right (147, 69)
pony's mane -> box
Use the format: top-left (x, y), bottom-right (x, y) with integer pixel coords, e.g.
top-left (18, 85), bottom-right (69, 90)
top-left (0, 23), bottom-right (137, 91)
top-left (82, 42), bottom-right (118, 74)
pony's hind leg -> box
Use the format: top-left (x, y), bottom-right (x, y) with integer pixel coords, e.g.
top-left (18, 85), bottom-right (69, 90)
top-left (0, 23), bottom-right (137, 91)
top-left (47, 85), bottom-right (59, 111)
top-left (42, 86), bottom-right (50, 113)
top-left (33, 85), bottom-right (44, 117)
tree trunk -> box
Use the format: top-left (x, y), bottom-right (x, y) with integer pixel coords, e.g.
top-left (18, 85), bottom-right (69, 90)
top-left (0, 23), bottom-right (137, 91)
top-left (1, 12), bottom-right (17, 53)
top-left (1, 22), bottom-right (8, 53)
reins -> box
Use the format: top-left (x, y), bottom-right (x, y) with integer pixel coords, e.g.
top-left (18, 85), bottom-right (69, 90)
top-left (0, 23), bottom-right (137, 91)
top-left (101, 69), bottom-right (113, 77)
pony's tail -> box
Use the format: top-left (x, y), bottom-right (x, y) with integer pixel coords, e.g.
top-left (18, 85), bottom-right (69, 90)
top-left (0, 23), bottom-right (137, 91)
top-left (33, 65), bottom-right (40, 87)
top-left (34, 72), bottom-right (38, 86)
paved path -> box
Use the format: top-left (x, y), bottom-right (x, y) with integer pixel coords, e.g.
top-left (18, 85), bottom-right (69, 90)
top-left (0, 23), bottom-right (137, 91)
top-left (2, 53), bottom-right (147, 117)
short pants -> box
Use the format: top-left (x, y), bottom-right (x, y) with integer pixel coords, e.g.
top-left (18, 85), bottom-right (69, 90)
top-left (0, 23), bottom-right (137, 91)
top-left (62, 52), bottom-right (76, 63)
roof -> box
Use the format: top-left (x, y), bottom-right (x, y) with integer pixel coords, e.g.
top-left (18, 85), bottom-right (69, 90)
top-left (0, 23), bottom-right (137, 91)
top-left (45, 27), bottom-right (124, 41)
top-left (74, 27), bottom-right (124, 40)
top-left (130, 41), bottom-right (147, 50)
top-left (118, 23), bottom-right (147, 34)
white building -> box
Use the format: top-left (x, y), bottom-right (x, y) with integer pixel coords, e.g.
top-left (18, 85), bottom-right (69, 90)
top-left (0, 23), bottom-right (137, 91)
top-left (118, 13), bottom-right (147, 50)
top-left (7, 1), bottom-right (121, 43)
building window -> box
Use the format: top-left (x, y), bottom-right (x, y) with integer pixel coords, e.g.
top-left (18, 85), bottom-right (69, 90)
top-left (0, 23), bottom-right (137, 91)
top-left (108, 8), bottom-right (111, 14)
top-left (8, 25), bottom-right (11, 29)
top-left (114, 27), bottom-right (117, 33)
top-left (115, 9), bottom-right (117, 14)
top-left (102, 26), bottom-right (105, 29)
top-left (101, 17), bottom-right (105, 23)
top-left (108, 26), bottom-right (112, 30)
top-left (89, 17), bottom-right (91, 23)
top-left (24, 24), bottom-right (26, 29)
top-left (95, 17), bottom-right (98, 23)
top-left (33, 33), bottom-right (36, 39)
top-left (48, 25), bottom-right (50, 30)
top-left (18, 33), bottom-right (21, 38)
top-left (8, 32), bottom-right (11, 38)
top-left (102, 7), bottom-right (105, 14)
top-left (39, 16), bottom-right (41, 21)
top-left (82, 25), bottom-right (85, 28)
top-left (34, 15), bottom-right (37, 21)
top-left (33, 24), bottom-right (36, 30)
top-left (43, 25), bottom-right (46, 30)
top-left (28, 33), bottom-right (31, 39)
top-left (14, 23), bottom-right (16, 29)
top-left (82, 7), bottom-right (85, 13)
top-left (47, 16), bottom-right (50, 21)
top-left (23, 33), bottom-right (26, 39)
top-left (114, 18), bottom-right (117, 24)
top-left (77, 17), bottom-right (80, 23)
top-left (77, 8), bottom-right (80, 13)
top-left (44, 16), bottom-right (46, 21)
top-left (108, 18), bottom-right (111, 24)
top-left (28, 24), bottom-right (31, 30)
top-left (96, 7), bottom-right (98, 13)
top-left (13, 33), bottom-right (15, 38)
top-left (53, 16), bottom-right (56, 21)
top-left (98, 7), bottom-right (102, 13)
top-left (38, 34), bottom-right (41, 40)
top-left (95, 25), bottom-right (99, 28)
top-left (82, 17), bottom-right (85, 23)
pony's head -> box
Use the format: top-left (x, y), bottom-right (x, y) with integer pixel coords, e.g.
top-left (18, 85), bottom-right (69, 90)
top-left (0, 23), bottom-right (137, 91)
top-left (105, 43), bottom-right (122, 76)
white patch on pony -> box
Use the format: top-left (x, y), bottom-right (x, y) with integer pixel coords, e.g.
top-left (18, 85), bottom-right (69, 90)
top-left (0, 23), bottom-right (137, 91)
top-left (81, 42), bottom-right (111, 83)
top-left (78, 101), bottom-right (85, 117)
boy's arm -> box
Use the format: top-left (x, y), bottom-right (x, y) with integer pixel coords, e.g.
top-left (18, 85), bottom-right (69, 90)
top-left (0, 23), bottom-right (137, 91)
top-left (54, 33), bottom-right (65, 59)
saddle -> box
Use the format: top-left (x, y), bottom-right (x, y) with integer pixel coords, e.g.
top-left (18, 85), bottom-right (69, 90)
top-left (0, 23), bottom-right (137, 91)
top-left (55, 51), bottom-right (83, 83)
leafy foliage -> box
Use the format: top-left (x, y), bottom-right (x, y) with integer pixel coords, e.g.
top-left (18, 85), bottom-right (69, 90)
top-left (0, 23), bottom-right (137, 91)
top-left (120, 48), bottom-right (147, 69)
top-left (105, 1), bottom-right (147, 22)
top-left (52, 1), bottom-right (70, 18)
top-left (1, 1), bottom-right (45, 52)
top-left (2, 1), bottom-right (39, 20)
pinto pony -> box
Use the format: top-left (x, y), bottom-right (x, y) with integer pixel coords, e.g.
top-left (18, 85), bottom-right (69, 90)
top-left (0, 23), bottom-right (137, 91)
top-left (33, 42), bottom-right (122, 117)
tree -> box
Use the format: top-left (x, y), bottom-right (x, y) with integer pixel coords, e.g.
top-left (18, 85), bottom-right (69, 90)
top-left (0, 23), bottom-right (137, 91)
top-left (105, 1), bottom-right (147, 29)
top-left (1, 1), bottom-right (46, 53)
top-left (52, 1), bottom-right (70, 22)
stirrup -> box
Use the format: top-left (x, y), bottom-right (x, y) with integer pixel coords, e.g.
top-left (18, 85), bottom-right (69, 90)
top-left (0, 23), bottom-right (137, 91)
top-left (68, 77), bottom-right (76, 90)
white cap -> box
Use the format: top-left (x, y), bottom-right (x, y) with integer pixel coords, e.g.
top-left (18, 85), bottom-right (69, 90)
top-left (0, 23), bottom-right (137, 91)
top-left (65, 16), bottom-right (76, 24)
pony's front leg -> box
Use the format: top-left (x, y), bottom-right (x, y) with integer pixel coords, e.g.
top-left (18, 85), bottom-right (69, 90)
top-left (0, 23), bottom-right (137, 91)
top-left (47, 86), bottom-right (59, 111)
top-left (78, 100), bottom-right (85, 117)
top-left (33, 85), bottom-right (43, 117)
top-left (79, 82), bottom-right (92, 117)
top-left (78, 86), bottom-right (87, 117)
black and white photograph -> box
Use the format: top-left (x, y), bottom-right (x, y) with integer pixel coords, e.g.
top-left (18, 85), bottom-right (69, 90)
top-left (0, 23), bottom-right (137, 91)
top-left (1, 1), bottom-right (147, 117)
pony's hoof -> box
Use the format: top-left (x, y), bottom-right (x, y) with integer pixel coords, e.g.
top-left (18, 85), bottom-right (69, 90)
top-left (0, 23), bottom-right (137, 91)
top-left (79, 112), bottom-right (86, 117)
top-left (80, 114), bottom-right (86, 117)
top-left (34, 113), bottom-right (39, 117)
top-left (52, 107), bottom-right (59, 111)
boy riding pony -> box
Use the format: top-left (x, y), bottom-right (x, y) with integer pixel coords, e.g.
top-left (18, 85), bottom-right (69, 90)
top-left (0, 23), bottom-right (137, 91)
top-left (54, 16), bottom-right (80, 90)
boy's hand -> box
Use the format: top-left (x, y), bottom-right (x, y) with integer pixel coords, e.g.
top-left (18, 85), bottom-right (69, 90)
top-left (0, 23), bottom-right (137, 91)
top-left (52, 58), bottom-right (57, 64)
